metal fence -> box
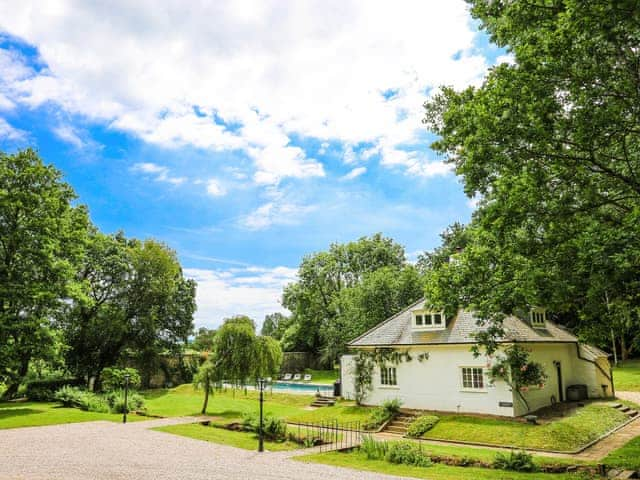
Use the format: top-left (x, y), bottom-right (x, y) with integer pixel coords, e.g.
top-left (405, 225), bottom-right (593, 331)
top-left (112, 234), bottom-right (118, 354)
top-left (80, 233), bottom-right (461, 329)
top-left (289, 420), bottom-right (362, 452)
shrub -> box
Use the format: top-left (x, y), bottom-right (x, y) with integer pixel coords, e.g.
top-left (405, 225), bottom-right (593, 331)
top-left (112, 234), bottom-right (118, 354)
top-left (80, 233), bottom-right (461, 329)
top-left (104, 390), bottom-right (146, 414)
top-left (359, 435), bottom-right (390, 460)
top-left (385, 441), bottom-right (432, 467)
top-left (406, 415), bottom-right (439, 438)
top-left (101, 367), bottom-right (141, 392)
top-left (241, 413), bottom-right (287, 440)
top-left (364, 398), bottom-right (402, 430)
top-left (493, 450), bottom-right (537, 472)
top-left (25, 378), bottom-right (83, 401)
top-left (78, 393), bottom-right (110, 413)
top-left (54, 386), bottom-right (86, 408)
top-left (53, 386), bottom-right (111, 413)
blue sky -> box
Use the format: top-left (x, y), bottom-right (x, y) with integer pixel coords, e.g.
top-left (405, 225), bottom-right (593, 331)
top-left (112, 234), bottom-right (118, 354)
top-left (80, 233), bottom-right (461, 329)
top-left (0, 1), bottom-right (507, 328)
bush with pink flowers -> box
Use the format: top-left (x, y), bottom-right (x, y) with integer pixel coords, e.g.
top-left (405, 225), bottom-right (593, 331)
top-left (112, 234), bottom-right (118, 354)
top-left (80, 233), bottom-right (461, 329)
top-left (487, 345), bottom-right (547, 413)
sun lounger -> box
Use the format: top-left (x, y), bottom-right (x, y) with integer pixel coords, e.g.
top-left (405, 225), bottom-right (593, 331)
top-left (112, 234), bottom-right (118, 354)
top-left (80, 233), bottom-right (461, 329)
top-left (293, 373), bottom-right (302, 381)
top-left (303, 374), bottom-right (312, 381)
top-left (283, 373), bottom-right (292, 381)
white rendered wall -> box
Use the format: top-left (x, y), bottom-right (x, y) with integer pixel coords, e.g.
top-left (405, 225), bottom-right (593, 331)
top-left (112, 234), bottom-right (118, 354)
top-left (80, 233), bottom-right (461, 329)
top-left (343, 345), bottom-right (516, 416)
top-left (340, 354), bottom-right (357, 400)
top-left (515, 343), bottom-right (612, 416)
top-left (341, 342), bottom-right (611, 418)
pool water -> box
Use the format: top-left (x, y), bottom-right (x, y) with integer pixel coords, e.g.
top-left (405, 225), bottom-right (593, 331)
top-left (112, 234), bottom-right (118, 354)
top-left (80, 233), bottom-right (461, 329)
top-left (271, 381), bottom-right (333, 395)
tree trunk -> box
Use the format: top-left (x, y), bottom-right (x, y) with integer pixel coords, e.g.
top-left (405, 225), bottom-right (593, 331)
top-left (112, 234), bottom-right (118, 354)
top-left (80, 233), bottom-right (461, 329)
top-left (621, 336), bottom-right (629, 362)
top-left (201, 373), bottom-right (210, 414)
top-left (1, 356), bottom-right (30, 400)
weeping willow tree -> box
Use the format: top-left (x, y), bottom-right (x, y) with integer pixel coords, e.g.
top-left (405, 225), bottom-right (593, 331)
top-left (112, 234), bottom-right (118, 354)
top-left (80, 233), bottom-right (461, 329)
top-left (194, 316), bottom-right (283, 414)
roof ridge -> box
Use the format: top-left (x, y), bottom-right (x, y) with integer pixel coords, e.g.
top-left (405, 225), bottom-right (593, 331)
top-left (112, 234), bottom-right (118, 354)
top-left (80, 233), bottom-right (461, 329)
top-left (347, 297), bottom-right (425, 346)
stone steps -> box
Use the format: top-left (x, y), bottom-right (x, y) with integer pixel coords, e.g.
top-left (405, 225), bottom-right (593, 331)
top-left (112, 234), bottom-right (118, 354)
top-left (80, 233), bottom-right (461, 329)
top-left (310, 396), bottom-right (336, 407)
top-left (608, 468), bottom-right (637, 479)
top-left (611, 402), bottom-right (639, 418)
top-left (382, 412), bottom-right (418, 435)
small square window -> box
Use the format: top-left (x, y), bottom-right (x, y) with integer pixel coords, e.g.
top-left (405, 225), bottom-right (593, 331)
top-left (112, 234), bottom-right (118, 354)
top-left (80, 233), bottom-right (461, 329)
top-left (415, 314), bottom-right (423, 326)
top-left (433, 313), bottom-right (442, 325)
top-left (424, 314), bottom-right (432, 325)
top-left (461, 367), bottom-right (484, 389)
top-left (530, 308), bottom-right (546, 328)
top-left (381, 367), bottom-right (397, 386)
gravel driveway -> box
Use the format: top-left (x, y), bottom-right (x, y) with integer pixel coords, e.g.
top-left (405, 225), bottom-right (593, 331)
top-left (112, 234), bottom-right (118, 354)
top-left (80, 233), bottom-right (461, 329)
top-left (0, 418), bottom-right (403, 480)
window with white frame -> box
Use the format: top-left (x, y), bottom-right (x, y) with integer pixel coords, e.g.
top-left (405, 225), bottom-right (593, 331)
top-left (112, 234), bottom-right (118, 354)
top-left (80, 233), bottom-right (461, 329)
top-left (380, 366), bottom-right (397, 386)
top-left (461, 367), bottom-right (484, 390)
top-left (412, 310), bottom-right (445, 330)
top-left (530, 308), bottom-right (546, 328)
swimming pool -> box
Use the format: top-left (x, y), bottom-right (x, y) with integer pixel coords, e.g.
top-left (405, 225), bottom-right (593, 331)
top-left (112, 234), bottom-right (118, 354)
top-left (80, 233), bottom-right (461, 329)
top-left (271, 381), bottom-right (333, 395)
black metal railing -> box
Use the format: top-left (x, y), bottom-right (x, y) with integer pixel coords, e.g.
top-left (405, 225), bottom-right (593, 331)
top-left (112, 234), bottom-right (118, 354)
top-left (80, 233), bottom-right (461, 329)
top-left (288, 420), bottom-right (362, 452)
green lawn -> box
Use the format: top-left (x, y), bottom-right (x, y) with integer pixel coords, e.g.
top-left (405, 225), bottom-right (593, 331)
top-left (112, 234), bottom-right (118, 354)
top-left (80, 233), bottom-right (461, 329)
top-left (0, 401), bottom-right (147, 429)
top-left (155, 423), bottom-right (301, 451)
top-left (422, 403), bottom-right (627, 452)
top-left (613, 360), bottom-right (640, 392)
top-left (603, 435), bottom-right (640, 471)
top-left (143, 384), bottom-right (373, 425)
top-left (297, 450), bottom-right (590, 480)
top-left (301, 369), bottom-right (339, 385)
top-left (143, 384), bottom-right (313, 418)
top-left (287, 401), bottom-right (372, 425)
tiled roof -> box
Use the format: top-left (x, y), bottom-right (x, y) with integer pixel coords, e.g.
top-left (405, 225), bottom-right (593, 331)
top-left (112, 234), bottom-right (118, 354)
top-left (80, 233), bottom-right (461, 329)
top-left (349, 298), bottom-right (579, 347)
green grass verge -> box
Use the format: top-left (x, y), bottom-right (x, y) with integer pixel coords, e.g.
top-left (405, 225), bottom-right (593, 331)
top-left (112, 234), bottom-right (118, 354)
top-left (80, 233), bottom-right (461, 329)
top-left (297, 450), bottom-right (589, 480)
top-left (155, 423), bottom-right (301, 451)
top-left (422, 403), bottom-right (627, 452)
top-left (613, 360), bottom-right (640, 392)
top-left (388, 439), bottom-right (591, 467)
top-left (602, 436), bottom-right (640, 471)
top-left (0, 401), bottom-right (147, 429)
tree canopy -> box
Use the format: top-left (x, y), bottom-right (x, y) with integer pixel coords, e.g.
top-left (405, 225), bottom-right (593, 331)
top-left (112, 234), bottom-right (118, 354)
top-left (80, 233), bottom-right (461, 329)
top-left (282, 234), bottom-right (424, 365)
top-left (61, 233), bottom-right (196, 386)
top-left (0, 149), bottom-right (197, 396)
top-left (422, 1), bottom-right (640, 356)
top-left (0, 149), bottom-right (88, 398)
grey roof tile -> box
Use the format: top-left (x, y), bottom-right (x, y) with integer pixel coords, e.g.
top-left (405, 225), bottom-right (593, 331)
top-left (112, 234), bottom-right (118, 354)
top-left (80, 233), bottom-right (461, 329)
top-left (349, 298), bottom-right (579, 347)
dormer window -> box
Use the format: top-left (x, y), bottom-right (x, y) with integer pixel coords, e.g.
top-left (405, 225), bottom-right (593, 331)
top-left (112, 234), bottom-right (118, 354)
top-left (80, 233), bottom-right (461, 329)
top-left (413, 310), bottom-right (445, 331)
top-left (530, 308), bottom-right (547, 328)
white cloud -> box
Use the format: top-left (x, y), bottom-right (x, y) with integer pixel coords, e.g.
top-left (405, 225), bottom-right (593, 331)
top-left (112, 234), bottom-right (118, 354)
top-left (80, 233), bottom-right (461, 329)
top-left (0, 1), bottom-right (488, 181)
top-left (52, 124), bottom-right (84, 148)
top-left (379, 146), bottom-right (453, 177)
top-left (467, 194), bottom-right (482, 209)
top-left (0, 93), bottom-right (14, 110)
top-left (184, 265), bottom-right (296, 328)
top-left (240, 201), bottom-right (316, 230)
top-left (341, 166), bottom-right (366, 181)
top-left (131, 162), bottom-right (186, 185)
top-left (206, 178), bottom-right (226, 196)
top-left (0, 117), bottom-right (26, 141)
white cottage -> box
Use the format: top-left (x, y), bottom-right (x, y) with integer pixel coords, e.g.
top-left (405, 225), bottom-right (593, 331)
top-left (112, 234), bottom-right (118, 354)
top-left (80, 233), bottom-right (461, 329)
top-left (340, 299), bottom-right (613, 417)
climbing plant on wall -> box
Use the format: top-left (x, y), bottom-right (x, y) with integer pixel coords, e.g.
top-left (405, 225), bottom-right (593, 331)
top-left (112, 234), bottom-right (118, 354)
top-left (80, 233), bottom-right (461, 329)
top-left (487, 345), bottom-right (547, 413)
top-left (353, 348), bottom-right (429, 404)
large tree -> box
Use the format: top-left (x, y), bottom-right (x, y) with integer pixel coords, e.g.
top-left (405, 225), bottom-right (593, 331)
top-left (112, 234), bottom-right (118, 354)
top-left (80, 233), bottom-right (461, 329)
top-left (62, 234), bottom-right (197, 387)
top-left (422, 1), bottom-right (640, 354)
top-left (0, 149), bottom-right (88, 398)
top-left (282, 234), bottom-right (423, 364)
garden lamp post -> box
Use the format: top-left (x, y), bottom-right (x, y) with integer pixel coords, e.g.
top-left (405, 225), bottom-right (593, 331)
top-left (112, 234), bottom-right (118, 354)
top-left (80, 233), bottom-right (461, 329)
top-left (257, 378), bottom-right (267, 452)
top-left (123, 373), bottom-right (130, 424)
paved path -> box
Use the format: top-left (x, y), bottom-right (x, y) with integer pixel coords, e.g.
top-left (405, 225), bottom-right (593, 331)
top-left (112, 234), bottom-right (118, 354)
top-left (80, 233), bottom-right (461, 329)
top-left (617, 391), bottom-right (640, 404)
top-left (0, 417), bottom-right (401, 480)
